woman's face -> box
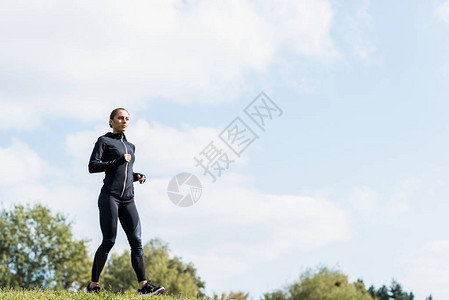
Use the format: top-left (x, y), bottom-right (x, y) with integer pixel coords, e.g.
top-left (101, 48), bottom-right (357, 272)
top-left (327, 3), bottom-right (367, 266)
top-left (110, 110), bottom-right (130, 133)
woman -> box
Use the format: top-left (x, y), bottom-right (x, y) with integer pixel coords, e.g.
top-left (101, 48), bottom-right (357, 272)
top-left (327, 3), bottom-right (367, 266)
top-left (86, 108), bottom-right (165, 296)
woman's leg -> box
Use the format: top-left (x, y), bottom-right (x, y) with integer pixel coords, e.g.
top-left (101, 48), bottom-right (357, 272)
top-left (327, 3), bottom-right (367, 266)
top-left (91, 192), bottom-right (119, 282)
top-left (118, 199), bottom-right (147, 283)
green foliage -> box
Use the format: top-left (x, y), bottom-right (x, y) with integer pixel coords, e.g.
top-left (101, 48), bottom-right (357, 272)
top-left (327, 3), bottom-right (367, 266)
top-left (367, 285), bottom-right (376, 299)
top-left (389, 280), bottom-right (413, 300)
top-left (263, 267), bottom-right (373, 300)
top-left (262, 269), bottom-right (425, 300)
top-left (102, 239), bottom-right (205, 297)
top-left (376, 285), bottom-right (390, 300)
top-left (369, 280), bottom-right (419, 300)
top-left (213, 291), bottom-right (249, 300)
top-left (102, 250), bottom-right (135, 292)
top-left (263, 289), bottom-right (287, 300)
top-left (354, 279), bottom-right (372, 297)
top-left (290, 267), bottom-right (374, 300)
top-left (0, 204), bottom-right (91, 290)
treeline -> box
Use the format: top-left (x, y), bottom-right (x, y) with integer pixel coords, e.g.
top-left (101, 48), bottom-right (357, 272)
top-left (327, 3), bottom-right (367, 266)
top-left (0, 204), bottom-right (433, 299)
top-left (262, 267), bottom-right (432, 300)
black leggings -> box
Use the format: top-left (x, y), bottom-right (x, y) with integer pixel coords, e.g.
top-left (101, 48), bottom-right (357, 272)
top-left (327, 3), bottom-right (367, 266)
top-left (91, 192), bottom-right (147, 282)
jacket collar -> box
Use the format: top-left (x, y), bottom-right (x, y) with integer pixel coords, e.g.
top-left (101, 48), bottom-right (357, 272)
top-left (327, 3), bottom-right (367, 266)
top-left (105, 132), bottom-right (127, 140)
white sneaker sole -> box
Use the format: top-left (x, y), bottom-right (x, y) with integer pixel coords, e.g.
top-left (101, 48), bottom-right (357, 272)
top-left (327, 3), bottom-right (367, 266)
top-left (139, 286), bottom-right (165, 297)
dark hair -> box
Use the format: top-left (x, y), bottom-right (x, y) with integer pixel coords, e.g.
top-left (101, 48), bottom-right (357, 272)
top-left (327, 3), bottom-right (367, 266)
top-left (109, 108), bottom-right (129, 128)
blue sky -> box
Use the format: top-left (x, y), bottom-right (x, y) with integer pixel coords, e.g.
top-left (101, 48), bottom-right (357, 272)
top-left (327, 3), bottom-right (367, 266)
top-left (1, 0), bottom-right (449, 298)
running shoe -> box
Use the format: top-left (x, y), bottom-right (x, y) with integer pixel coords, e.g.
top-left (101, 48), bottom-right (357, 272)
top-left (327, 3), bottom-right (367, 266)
top-left (86, 282), bottom-right (101, 293)
top-left (138, 281), bottom-right (165, 296)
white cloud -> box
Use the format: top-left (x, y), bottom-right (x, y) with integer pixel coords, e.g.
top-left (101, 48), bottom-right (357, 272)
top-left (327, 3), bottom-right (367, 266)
top-left (0, 0), bottom-right (338, 129)
top-left (346, 179), bottom-right (421, 222)
top-left (0, 138), bottom-right (100, 239)
top-left (341, 0), bottom-right (376, 62)
top-left (348, 185), bottom-right (379, 214)
top-left (127, 119), bottom-right (226, 176)
top-left (0, 99), bottom-right (42, 130)
top-left (0, 97), bottom-right (115, 131)
top-left (255, 0), bottom-right (338, 60)
top-left (402, 240), bottom-right (449, 299)
top-left (385, 177), bottom-right (420, 216)
top-left (436, 2), bottom-right (449, 23)
top-left (0, 139), bottom-right (49, 185)
top-left (134, 173), bottom-right (350, 294)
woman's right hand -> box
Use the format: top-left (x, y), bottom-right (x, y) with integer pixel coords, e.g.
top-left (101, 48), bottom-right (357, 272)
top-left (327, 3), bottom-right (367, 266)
top-left (124, 154), bottom-right (131, 162)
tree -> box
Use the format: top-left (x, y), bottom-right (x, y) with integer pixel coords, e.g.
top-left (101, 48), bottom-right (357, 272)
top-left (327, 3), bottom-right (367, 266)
top-left (214, 291), bottom-right (249, 300)
top-left (376, 285), bottom-right (390, 300)
top-left (102, 238), bottom-right (205, 297)
top-left (354, 279), bottom-right (372, 297)
top-left (390, 279), bottom-right (411, 300)
top-left (263, 267), bottom-right (424, 300)
top-left (263, 289), bottom-right (288, 300)
top-left (368, 280), bottom-right (416, 300)
top-left (263, 267), bottom-right (373, 300)
top-left (0, 204), bottom-right (91, 289)
top-left (367, 285), bottom-right (376, 298)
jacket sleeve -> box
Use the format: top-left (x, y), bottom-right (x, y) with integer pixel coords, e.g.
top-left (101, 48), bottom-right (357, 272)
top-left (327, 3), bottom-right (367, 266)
top-left (88, 138), bottom-right (127, 173)
top-left (131, 144), bottom-right (145, 182)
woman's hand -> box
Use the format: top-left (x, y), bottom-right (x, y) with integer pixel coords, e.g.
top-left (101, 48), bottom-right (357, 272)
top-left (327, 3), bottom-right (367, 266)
top-left (137, 174), bottom-right (146, 184)
top-left (124, 154), bottom-right (131, 162)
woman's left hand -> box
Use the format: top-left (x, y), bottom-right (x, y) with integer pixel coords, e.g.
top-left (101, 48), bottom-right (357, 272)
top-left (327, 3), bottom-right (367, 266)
top-left (137, 174), bottom-right (146, 184)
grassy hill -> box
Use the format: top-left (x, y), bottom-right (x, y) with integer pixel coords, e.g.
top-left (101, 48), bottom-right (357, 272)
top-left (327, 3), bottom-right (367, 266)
top-left (0, 289), bottom-right (197, 300)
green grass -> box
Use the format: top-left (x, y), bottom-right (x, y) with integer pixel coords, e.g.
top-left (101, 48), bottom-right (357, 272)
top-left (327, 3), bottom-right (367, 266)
top-left (0, 289), bottom-right (198, 300)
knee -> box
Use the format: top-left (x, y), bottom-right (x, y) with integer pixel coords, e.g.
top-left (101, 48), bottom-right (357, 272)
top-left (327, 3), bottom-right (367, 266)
top-left (101, 238), bottom-right (116, 251)
top-left (128, 235), bottom-right (142, 251)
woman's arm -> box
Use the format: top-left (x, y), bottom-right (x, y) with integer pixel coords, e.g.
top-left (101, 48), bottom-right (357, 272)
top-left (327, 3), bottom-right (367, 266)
top-left (88, 138), bottom-right (127, 173)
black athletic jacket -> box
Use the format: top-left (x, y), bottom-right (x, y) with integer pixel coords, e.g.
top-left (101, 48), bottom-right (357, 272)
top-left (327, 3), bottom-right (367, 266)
top-left (88, 132), bottom-right (145, 200)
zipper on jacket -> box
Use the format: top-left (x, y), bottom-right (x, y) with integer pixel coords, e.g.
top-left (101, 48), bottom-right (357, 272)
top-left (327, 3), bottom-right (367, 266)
top-left (120, 136), bottom-right (129, 198)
